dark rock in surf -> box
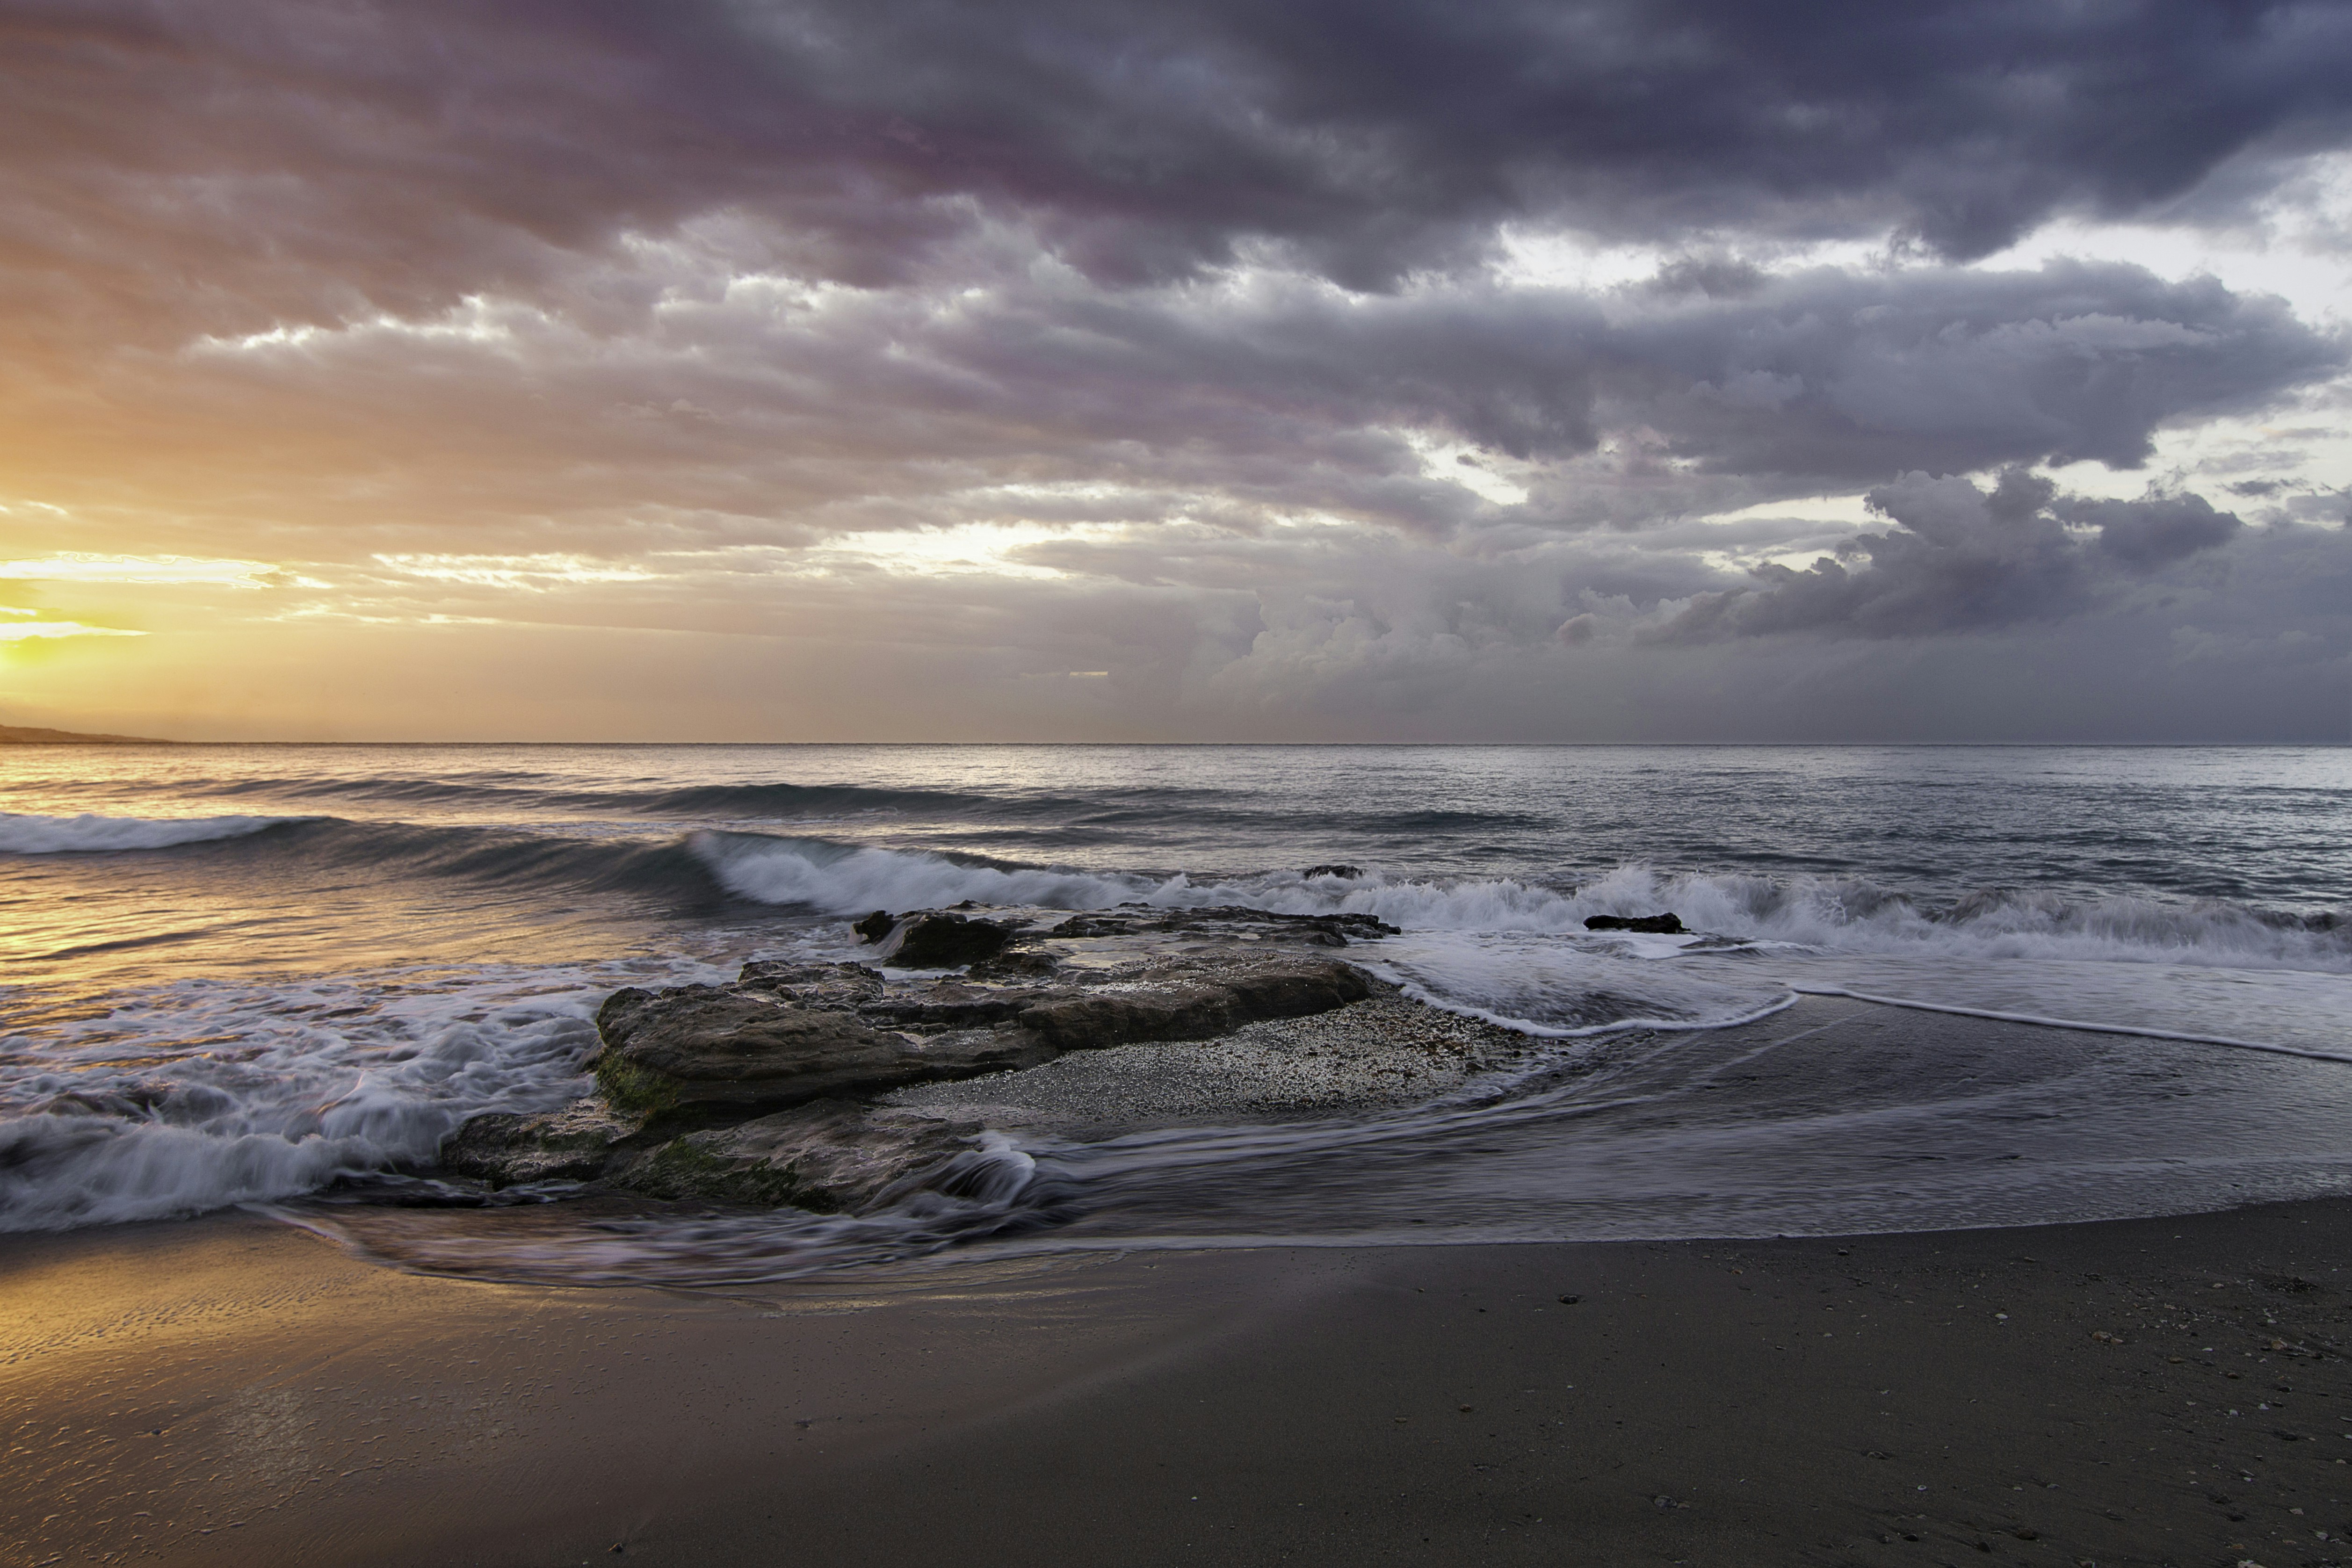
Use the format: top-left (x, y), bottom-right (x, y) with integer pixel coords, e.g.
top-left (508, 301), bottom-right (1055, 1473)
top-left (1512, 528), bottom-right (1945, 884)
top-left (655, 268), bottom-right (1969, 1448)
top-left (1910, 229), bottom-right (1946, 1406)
top-left (612, 1099), bottom-right (986, 1213)
top-left (969, 947), bottom-right (1060, 980)
top-left (1049, 913), bottom-right (1134, 938)
top-left (438, 1101), bottom-right (648, 1187)
top-left (851, 910), bottom-right (896, 944)
top-left (876, 911), bottom-right (1016, 968)
top-left (1016, 956), bottom-right (1371, 1050)
top-left (1584, 913), bottom-right (1685, 934)
top-left (1048, 905), bottom-right (1397, 945)
top-left (1303, 864), bottom-right (1364, 880)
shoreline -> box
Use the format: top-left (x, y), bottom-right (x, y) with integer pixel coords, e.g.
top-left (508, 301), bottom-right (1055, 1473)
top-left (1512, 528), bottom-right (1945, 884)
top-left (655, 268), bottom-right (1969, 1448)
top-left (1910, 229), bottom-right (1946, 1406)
top-left (10, 1193), bottom-right (2352, 1565)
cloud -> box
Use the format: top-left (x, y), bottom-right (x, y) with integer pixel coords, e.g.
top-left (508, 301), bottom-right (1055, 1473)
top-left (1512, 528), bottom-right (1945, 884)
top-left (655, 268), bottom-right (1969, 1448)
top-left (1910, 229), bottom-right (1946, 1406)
top-left (1, 1), bottom-right (2348, 740)
top-left (8, 0), bottom-right (2351, 341)
top-left (1653, 470), bottom-right (2247, 641)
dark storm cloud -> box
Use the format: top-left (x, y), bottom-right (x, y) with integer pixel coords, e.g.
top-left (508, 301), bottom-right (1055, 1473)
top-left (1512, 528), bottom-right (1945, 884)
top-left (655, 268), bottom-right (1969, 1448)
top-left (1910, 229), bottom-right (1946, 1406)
top-left (6, 0), bottom-right (2352, 345)
top-left (1654, 469), bottom-right (2246, 641)
top-left (74, 249), bottom-right (2331, 556)
top-left (1602, 261), bottom-right (2343, 478)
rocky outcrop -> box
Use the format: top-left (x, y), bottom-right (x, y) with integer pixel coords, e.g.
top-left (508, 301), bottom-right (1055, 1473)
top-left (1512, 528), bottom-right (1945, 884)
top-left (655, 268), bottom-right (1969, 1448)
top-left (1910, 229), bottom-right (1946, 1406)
top-left (590, 981), bottom-right (1081, 1116)
top-left (591, 986), bottom-right (927, 1114)
top-left (609, 1099), bottom-right (986, 1212)
top-left (1047, 906), bottom-right (1396, 946)
top-left (858, 982), bottom-right (1056, 1028)
top-left (441, 904), bottom-right (1391, 1215)
top-left (874, 911), bottom-right (1017, 968)
top-left (1302, 863), bottom-right (1363, 880)
top-left (1016, 958), bottom-right (1370, 1049)
top-left (734, 959), bottom-right (886, 1011)
top-left (1584, 913), bottom-right (1685, 934)
top-left (436, 1101), bottom-right (648, 1188)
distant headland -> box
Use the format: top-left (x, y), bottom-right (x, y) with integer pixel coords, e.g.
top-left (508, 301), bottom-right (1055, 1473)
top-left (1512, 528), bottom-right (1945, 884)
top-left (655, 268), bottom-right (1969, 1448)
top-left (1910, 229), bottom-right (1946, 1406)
top-left (0, 724), bottom-right (171, 744)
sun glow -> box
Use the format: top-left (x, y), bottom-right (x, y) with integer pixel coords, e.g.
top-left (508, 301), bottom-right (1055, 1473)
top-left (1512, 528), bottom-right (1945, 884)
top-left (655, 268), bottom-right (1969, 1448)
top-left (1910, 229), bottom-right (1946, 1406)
top-left (0, 554), bottom-right (289, 588)
top-left (0, 620), bottom-right (144, 642)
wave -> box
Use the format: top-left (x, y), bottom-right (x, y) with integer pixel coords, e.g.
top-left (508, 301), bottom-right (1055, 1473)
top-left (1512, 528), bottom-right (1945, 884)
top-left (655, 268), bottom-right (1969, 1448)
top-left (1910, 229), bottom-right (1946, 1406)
top-left (0, 955), bottom-right (719, 1232)
top-left (0, 811), bottom-right (295, 854)
top-left (176, 773), bottom-right (1106, 823)
top-left (13, 811), bottom-right (2344, 978)
top-left (281, 1134), bottom-right (1050, 1288)
top-left (694, 830), bottom-right (1157, 911)
top-left (692, 834), bottom-right (2352, 972)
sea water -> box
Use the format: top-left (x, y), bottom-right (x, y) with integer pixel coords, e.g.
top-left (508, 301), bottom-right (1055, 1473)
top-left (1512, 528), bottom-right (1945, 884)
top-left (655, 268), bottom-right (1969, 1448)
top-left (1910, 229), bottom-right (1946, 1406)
top-left (1, 744), bottom-right (2347, 1283)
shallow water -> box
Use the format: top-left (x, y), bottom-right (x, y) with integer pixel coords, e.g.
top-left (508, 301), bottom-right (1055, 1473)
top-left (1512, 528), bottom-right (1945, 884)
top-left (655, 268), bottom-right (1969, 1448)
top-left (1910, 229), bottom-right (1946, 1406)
top-left (2, 744), bottom-right (2347, 1279)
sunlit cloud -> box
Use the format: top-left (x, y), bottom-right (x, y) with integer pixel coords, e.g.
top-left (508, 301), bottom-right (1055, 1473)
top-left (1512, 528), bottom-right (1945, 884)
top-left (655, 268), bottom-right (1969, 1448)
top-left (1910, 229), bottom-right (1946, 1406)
top-left (371, 555), bottom-right (661, 589)
top-left (0, 621), bottom-right (145, 642)
top-left (0, 554), bottom-right (290, 588)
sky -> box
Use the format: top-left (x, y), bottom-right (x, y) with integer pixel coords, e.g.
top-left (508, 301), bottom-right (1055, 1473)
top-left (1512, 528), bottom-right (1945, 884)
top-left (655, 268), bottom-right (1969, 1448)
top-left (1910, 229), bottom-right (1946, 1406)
top-left (3, 1), bottom-right (2351, 742)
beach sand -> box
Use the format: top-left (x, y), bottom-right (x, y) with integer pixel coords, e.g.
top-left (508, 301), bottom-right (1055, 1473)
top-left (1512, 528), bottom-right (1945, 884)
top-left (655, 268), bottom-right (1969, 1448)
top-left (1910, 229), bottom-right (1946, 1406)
top-left (8, 1180), bottom-right (2352, 1566)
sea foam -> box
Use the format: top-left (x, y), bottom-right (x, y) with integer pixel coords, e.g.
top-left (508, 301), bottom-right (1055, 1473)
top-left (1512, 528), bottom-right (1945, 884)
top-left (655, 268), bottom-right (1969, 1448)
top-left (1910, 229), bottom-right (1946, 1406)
top-left (692, 833), bottom-right (2351, 973)
top-left (0, 956), bottom-right (716, 1231)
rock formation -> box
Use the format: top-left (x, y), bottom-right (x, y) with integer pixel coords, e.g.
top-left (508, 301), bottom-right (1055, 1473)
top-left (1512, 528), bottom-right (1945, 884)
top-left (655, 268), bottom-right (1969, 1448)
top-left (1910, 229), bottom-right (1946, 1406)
top-left (435, 906), bottom-right (1385, 1215)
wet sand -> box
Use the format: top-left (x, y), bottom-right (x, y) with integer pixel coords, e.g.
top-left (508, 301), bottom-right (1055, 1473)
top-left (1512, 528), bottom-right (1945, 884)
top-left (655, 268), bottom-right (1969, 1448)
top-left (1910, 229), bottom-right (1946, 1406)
top-left (9, 1191), bottom-right (2352, 1566)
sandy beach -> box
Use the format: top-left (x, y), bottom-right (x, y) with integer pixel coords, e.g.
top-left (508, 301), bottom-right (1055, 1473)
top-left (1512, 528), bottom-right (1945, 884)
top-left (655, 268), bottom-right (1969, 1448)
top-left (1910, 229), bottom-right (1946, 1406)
top-left (9, 1185), bottom-right (2352, 1567)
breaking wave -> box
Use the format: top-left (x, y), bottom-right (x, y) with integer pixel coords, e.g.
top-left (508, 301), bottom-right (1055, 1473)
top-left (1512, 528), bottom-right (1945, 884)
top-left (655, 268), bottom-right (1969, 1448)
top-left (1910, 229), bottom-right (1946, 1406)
top-left (0, 811), bottom-right (294, 854)
top-left (690, 833), bottom-right (2352, 973)
top-left (11, 811), bottom-right (2341, 976)
top-left (0, 955), bottom-right (720, 1232)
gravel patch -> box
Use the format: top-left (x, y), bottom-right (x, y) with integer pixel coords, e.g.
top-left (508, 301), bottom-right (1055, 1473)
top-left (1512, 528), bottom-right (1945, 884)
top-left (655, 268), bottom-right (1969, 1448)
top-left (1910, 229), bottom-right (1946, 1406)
top-left (884, 993), bottom-right (1535, 1136)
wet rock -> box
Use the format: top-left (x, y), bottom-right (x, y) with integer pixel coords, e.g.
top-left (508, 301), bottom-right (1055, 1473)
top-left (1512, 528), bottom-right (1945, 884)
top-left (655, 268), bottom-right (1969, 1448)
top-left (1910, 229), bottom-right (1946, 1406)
top-left (438, 1101), bottom-right (647, 1187)
top-left (876, 911), bottom-right (1017, 968)
top-left (734, 959), bottom-right (885, 1011)
top-left (592, 986), bottom-right (927, 1114)
top-left (591, 985), bottom-right (1061, 1115)
top-left (1017, 957), bottom-right (1370, 1050)
top-left (1302, 864), bottom-right (1363, 880)
top-left (1584, 912), bottom-right (1685, 934)
top-left (1048, 913), bottom-right (1135, 938)
top-left (612, 1099), bottom-right (985, 1213)
top-left (859, 983), bottom-right (1055, 1028)
top-left (969, 948), bottom-right (1060, 981)
top-left (1048, 905), bottom-right (1397, 945)
top-left (851, 910), bottom-right (895, 943)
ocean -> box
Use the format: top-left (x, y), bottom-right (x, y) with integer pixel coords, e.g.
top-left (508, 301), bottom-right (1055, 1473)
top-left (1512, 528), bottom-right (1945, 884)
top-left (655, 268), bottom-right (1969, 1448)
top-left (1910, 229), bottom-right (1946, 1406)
top-left (3, 743), bottom-right (2348, 1285)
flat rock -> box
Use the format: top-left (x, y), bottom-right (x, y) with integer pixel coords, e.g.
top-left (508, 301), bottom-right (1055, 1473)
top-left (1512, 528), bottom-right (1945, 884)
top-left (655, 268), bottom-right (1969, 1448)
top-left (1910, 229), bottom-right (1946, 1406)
top-left (592, 985), bottom-right (926, 1113)
top-left (592, 984), bottom-right (1062, 1115)
top-left (1017, 956), bottom-right (1370, 1050)
top-left (612, 1099), bottom-right (985, 1213)
top-left (735, 959), bottom-right (886, 1011)
top-left (858, 982), bottom-right (1055, 1028)
top-left (1048, 905), bottom-right (1396, 947)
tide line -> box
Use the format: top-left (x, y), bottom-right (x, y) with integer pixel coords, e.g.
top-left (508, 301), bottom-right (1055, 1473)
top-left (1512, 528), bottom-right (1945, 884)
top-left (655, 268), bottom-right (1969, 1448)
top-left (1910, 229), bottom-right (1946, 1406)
top-left (1790, 984), bottom-right (2352, 1064)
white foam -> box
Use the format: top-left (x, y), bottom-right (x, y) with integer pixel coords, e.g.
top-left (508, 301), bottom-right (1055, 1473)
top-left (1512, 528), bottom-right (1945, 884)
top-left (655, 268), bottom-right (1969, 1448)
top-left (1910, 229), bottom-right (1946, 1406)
top-left (692, 834), bottom-right (2350, 975)
top-left (1367, 931), bottom-right (1797, 1037)
top-left (0, 954), bottom-right (721, 1231)
top-left (0, 810), bottom-right (293, 854)
top-left (694, 831), bottom-right (1151, 912)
